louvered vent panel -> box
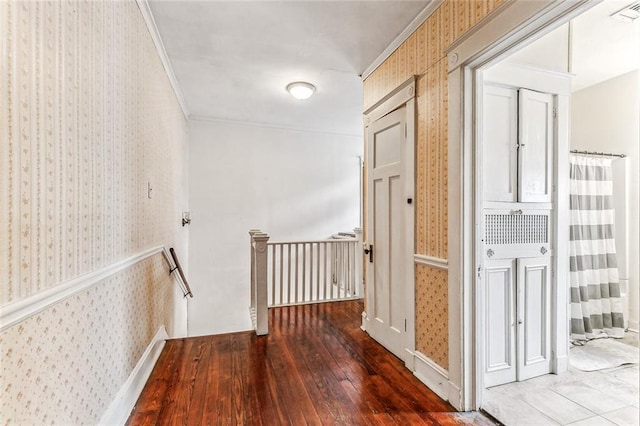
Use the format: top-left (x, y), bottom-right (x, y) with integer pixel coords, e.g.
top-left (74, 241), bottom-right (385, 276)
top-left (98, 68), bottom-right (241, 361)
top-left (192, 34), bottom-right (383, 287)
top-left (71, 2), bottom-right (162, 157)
top-left (485, 214), bottom-right (548, 245)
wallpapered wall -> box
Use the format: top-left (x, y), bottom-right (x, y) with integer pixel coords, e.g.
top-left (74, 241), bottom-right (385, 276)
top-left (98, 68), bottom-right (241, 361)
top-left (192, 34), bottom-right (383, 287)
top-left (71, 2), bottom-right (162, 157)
top-left (1, 255), bottom-right (176, 424)
top-left (363, 0), bottom-right (506, 369)
top-left (0, 0), bottom-right (188, 423)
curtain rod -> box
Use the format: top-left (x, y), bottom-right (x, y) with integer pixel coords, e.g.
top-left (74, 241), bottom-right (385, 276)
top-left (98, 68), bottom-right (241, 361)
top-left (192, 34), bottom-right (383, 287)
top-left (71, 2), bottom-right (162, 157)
top-left (570, 149), bottom-right (626, 158)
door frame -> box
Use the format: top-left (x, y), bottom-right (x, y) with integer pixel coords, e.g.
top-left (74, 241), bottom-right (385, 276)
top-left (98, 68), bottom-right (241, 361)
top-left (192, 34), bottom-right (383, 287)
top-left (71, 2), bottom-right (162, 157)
top-left (362, 76), bottom-right (416, 369)
top-left (446, 0), bottom-right (601, 411)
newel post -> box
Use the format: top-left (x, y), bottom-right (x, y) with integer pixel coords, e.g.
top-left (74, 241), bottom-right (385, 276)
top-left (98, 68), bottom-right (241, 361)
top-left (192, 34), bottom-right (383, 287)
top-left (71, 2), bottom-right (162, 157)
top-left (252, 232), bottom-right (270, 335)
top-left (354, 227), bottom-right (364, 297)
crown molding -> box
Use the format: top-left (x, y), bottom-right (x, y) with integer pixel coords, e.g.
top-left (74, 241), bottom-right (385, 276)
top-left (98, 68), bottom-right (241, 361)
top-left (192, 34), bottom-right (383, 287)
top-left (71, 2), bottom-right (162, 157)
top-left (136, 0), bottom-right (189, 119)
top-left (189, 115), bottom-right (363, 138)
top-left (361, 0), bottom-right (445, 80)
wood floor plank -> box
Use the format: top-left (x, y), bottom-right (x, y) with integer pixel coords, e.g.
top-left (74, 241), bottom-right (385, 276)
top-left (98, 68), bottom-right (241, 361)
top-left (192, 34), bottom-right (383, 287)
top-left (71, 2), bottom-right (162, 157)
top-left (126, 338), bottom-right (184, 425)
top-left (128, 300), bottom-right (494, 425)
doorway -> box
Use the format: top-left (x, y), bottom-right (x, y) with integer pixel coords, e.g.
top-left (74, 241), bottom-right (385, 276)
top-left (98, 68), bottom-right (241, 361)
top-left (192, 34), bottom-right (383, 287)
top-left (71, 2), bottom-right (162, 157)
top-left (447, 0), bottom-right (639, 415)
top-left (454, 0), bottom-right (639, 422)
top-left (362, 77), bottom-right (416, 368)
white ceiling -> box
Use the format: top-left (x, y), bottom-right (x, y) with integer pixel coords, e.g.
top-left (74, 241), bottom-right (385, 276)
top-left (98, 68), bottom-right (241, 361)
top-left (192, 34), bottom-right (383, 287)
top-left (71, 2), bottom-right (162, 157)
top-left (148, 0), bottom-right (430, 135)
top-left (508, 0), bottom-right (640, 91)
top-left (571, 0), bottom-right (640, 91)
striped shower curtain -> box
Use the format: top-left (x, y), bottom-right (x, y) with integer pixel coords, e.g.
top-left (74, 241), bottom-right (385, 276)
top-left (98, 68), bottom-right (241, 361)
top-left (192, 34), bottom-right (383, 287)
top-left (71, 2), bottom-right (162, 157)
top-left (569, 155), bottom-right (625, 341)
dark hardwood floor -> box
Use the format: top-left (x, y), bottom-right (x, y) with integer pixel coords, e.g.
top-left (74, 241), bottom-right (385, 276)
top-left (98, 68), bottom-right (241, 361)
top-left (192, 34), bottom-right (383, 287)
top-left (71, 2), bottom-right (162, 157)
top-left (127, 300), bottom-right (494, 425)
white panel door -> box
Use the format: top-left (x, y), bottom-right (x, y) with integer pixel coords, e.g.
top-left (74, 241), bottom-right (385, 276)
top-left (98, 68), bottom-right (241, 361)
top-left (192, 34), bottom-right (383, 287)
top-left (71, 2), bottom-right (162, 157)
top-left (483, 85), bottom-right (519, 202)
top-left (517, 257), bottom-right (552, 381)
top-left (484, 259), bottom-right (517, 388)
top-left (366, 106), bottom-right (406, 360)
top-left (518, 89), bottom-right (554, 203)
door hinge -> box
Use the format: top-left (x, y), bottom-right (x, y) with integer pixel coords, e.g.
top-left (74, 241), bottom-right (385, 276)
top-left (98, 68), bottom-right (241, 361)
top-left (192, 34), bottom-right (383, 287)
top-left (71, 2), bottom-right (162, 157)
top-left (404, 123), bottom-right (407, 138)
top-left (404, 319), bottom-right (407, 332)
top-left (552, 107), bottom-right (557, 119)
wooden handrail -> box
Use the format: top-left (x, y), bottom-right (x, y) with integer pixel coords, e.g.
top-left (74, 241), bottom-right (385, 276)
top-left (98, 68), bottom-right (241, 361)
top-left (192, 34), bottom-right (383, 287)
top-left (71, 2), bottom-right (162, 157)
top-left (169, 247), bottom-right (193, 298)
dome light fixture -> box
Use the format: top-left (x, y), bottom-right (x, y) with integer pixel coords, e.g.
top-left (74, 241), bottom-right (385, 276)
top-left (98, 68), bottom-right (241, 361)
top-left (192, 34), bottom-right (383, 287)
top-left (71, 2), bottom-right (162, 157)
top-left (286, 81), bottom-right (316, 100)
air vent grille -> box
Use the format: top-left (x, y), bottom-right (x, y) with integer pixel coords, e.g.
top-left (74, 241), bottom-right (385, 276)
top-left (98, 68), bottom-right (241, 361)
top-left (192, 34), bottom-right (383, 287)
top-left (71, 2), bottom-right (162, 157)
top-left (611, 1), bottom-right (640, 22)
top-left (485, 214), bottom-right (548, 245)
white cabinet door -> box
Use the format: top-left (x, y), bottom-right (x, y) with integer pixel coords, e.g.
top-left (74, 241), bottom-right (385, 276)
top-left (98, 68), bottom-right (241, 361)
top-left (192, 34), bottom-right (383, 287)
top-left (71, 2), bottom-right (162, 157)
top-left (483, 86), bottom-right (518, 202)
top-left (518, 89), bottom-right (554, 203)
top-left (484, 259), bottom-right (517, 388)
top-left (517, 257), bottom-right (552, 381)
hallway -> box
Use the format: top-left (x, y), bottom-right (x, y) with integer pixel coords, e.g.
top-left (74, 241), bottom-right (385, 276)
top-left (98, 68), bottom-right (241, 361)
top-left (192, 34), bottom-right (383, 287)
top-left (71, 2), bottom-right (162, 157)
top-left (127, 301), bottom-right (494, 425)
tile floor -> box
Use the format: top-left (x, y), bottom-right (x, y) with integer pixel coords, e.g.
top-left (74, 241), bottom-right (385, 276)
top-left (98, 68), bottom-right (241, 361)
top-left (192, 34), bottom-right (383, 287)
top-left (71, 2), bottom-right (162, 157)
top-left (483, 333), bottom-right (639, 425)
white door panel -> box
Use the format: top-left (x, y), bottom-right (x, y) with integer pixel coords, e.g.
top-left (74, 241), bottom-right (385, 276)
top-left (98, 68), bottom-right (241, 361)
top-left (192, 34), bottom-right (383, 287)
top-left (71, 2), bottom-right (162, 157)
top-left (518, 89), bottom-right (554, 203)
top-left (484, 259), bottom-right (517, 388)
top-left (517, 257), bottom-right (552, 381)
top-left (366, 107), bottom-right (406, 360)
top-left (389, 175), bottom-right (405, 332)
top-left (483, 86), bottom-right (519, 202)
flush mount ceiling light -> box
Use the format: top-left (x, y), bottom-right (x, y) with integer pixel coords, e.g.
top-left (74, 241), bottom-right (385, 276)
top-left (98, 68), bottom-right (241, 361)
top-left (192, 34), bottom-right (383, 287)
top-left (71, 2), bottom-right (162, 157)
top-left (286, 81), bottom-right (316, 100)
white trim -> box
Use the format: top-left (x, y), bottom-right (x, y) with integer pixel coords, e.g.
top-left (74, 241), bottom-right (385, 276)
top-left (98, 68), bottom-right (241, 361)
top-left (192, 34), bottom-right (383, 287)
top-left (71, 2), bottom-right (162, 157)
top-left (363, 77), bottom-right (415, 117)
top-left (629, 321), bottom-right (640, 333)
top-left (414, 254), bottom-right (448, 270)
top-left (413, 351), bottom-right (458, 404)
top-left (555, 354), bottom-right (569, 374)
top-left (189, 114), bottom-right (362, 138)
top-left (99, 326), bottom-right (169, 425)
top-left (361, 0), bottom-right (444, 80)
top-left (484, 61), bottom-right (573, 95)
top-left (404, 87), bottom-right (416, 371)
top-left (446, 0), bottom-right (596, 72)
top-left (0, 246), bottom-right (165, 332)
top-left (135, 0), bottom-right (189, 119)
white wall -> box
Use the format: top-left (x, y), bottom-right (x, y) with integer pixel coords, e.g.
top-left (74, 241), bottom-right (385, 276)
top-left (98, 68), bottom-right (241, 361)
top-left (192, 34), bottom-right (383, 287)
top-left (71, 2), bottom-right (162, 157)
top-left (508, 23), bottom-right (569, 73)
top-left (187, 119), bottom-right (363, 336)
top-left (571, 70), bottom-right (640, 331)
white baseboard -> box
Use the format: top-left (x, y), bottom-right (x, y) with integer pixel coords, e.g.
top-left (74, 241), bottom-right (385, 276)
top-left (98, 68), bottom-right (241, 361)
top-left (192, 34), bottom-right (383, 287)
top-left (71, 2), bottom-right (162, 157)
top-left (404, 348), bottom-right (415, 370)
top-left (99, 326), bottom-right (168, 425)
top-left (361, 311), bottom-right (368, 331)
top-left (555, 354), bottom-right (569, 374)
top-left (628, 320), bottom-right (639, 333)
top-left (447, 382), bottom-right (462, 411)
top-left (413, 351), bottom-right (451, 402)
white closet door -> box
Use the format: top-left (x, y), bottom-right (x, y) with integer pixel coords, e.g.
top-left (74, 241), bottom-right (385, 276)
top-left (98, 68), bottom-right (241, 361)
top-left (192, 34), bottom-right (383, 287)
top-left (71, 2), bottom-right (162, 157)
top-left (483, 86), bottom-right (518, 202)
top-left (365, 106), bottom-right (407, 361)
top-left (518, 89), bottom-right (554, 203)
top-left (517, 257), bottom-right (552, 381)
top-left (484, 259), bottom-right (517, 388)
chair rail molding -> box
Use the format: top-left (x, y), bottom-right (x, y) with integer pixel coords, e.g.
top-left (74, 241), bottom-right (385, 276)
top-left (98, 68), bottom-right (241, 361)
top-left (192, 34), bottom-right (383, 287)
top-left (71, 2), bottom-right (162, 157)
top-left (414, 254), bottom-right (448, 270)
top-left (0, 246), bottom-right (173, 332)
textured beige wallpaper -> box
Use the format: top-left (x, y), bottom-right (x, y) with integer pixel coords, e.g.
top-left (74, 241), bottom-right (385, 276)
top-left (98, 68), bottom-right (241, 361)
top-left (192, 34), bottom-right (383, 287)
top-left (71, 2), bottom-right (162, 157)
top-left (0, 0), bottom-right (188, 423)
top-left (415, 264), bottom-right (449, 368)
top-left (0, 0), bottom-right (187, 303)
top-left (363, 0), bottom-right (507, 370)
top-left (1, 254), bottom-right (175, 424)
